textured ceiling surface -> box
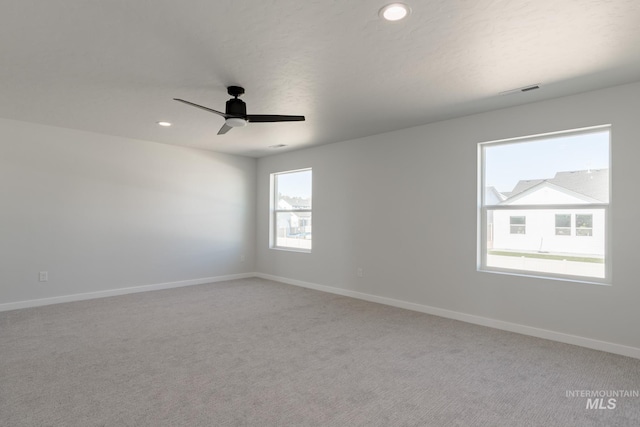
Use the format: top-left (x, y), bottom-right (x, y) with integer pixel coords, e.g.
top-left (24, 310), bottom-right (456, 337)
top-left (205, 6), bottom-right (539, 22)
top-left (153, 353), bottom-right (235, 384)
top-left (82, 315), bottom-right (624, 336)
top-left (1, 1), bottom-right (640, 157)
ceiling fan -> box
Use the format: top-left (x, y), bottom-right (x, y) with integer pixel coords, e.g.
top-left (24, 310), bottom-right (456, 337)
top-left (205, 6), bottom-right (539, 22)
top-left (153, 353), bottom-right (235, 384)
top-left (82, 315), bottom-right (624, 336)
top-left (174, 86), bottom-right (305, 135)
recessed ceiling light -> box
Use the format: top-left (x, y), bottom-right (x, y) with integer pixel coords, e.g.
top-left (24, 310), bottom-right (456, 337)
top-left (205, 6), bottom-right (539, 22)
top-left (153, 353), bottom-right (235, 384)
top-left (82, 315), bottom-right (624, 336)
top-left (379, 3), bottom-right (411, 21)
top-left (157, 121), bottom-right (172, 127)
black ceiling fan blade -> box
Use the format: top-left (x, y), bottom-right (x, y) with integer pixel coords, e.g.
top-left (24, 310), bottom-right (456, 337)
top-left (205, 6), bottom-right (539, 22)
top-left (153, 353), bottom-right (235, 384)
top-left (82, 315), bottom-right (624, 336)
top-left (246, 115), bottom-right (305, 123)
top-left (174, 98), bottom-right (228, 118)
top-left (217, 123), bottom-right (233, 135)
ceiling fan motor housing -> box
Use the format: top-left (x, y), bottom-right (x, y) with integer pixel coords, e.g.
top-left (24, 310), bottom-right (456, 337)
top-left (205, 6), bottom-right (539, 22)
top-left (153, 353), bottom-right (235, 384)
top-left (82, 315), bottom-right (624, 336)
top-left (174, 84), bottom-right (304, 135)
top-left (226, 98), bottom-right (247, 117)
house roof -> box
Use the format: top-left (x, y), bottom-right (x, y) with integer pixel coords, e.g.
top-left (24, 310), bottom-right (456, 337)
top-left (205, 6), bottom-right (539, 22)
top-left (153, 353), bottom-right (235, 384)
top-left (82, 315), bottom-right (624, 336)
top-left (280, 196), bottom-right (311, 209)
top-left (505, 169), bottom-right (609, 203)
top-left (485, 186), bottom-right (507, 204)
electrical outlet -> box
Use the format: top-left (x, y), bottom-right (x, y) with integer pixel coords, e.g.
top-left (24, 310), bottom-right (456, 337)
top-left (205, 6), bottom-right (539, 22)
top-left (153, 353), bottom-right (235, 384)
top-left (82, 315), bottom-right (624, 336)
top-left (357, 268), bottom-right (363, 277)
top-left (39, 271), bottom-right (48, 282)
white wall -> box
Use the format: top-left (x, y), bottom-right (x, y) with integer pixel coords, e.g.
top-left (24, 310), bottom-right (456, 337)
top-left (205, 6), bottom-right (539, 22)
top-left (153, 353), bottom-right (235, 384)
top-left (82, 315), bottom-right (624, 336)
top-left (256, 81), bottom-right (640, 350)
top-left (0, 118), bottom-right (256, 305)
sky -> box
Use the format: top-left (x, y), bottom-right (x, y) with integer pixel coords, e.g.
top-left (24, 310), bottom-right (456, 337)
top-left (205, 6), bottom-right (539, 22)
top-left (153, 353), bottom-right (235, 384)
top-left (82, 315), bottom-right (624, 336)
top-left (484, 130), bottom-right (610, 192)
top-left (276, 169), bottom-right (312, 199)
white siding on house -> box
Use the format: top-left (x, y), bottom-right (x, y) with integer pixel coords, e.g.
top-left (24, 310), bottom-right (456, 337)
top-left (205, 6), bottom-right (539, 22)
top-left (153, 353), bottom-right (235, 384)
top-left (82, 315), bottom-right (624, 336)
top-left (492, 185), bottom-right (605, 256)
top-left (492, 208), bottom-right (604, 255)
top-left (504, 183), bottom-right (600, 205)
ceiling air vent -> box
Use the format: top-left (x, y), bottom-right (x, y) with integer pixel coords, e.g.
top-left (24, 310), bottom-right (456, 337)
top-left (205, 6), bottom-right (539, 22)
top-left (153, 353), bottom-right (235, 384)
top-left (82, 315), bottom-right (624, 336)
top-left (500, 84), bottom-right (541, 96)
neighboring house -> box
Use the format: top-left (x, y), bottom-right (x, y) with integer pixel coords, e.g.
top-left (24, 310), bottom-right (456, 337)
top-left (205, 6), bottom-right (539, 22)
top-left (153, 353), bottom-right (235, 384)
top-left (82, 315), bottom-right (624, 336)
top-left (277, 197), bottom-right (312, 238)
top-left (491, 169), bottom-right (608, 257)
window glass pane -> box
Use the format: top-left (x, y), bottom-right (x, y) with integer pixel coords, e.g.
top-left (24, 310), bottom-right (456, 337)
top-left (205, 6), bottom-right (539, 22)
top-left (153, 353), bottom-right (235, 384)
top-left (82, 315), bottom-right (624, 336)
top-left (510, 226), bottom-right (525, 234)
top-left (486, 208), bottom-right (605, 279)
top-left (272, 168), bottom-right (312, 251)
top-left (275, 212), bottom-right (312, 250)
top-left (510, 216), bottom-right (526, 225)
top-left (484, 130), bottom-right (609, 205)
top-left (480, 127), bottom-right (610, 282)
top-left (276, 170), bottom-right (312, 210)
top-left (576, 214), bottom-right (593, 228)
top-left (555, 214), bottom-right (571, 227)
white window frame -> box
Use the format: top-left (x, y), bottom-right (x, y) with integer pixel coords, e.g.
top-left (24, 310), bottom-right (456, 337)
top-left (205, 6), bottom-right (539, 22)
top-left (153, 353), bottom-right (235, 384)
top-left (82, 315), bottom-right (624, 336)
top-left (477, 125), bottom-right (612, 284)
top-left (270, 168), bottom-right (312, 253)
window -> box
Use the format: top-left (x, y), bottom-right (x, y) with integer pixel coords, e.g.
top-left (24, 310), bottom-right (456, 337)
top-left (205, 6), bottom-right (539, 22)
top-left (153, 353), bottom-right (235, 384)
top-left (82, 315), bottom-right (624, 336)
top-left (554, 213), bottom-right (593, 237)
top-left (510, 216), bottom-right (526, 234)
top-left (576, 214), bottom-right (593, 236)
top-left (270, 168), bottom-right (312, 251)
top-left (555, 214), bottom-right (571, 236)
top-left (479, 126), bottom-right (610, 283)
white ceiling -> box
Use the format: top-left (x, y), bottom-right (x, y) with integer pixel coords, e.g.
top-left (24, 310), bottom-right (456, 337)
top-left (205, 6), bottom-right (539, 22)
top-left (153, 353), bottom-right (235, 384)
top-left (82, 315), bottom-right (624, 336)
top-left (2, 1), bottom-right (640, 157)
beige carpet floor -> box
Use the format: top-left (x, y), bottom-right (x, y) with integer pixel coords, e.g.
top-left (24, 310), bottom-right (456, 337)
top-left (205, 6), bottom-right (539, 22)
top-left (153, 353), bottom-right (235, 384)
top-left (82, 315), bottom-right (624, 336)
top-left (1, 277), bottom-right (639, 426)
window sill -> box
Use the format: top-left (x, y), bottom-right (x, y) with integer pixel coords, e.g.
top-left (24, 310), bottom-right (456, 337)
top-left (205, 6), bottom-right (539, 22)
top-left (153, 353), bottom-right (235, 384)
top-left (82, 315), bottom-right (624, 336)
top-left (270, 246), bottom-right (312, 254)
top-left (478, 267), bottom-right (611, 286)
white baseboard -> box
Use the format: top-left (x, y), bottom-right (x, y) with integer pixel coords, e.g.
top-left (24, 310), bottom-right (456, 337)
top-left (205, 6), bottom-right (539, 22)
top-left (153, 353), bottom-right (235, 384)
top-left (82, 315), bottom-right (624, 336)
top-left (255, 273), bottom-right (640, 360)
top-left (0, 273), bottom-right (256, 312)
top-left (4, 271), bottom-right (638, 359)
